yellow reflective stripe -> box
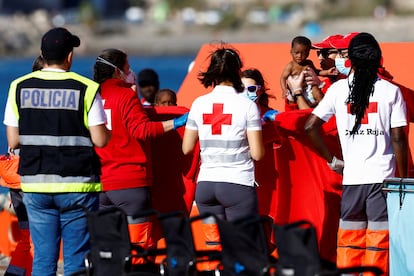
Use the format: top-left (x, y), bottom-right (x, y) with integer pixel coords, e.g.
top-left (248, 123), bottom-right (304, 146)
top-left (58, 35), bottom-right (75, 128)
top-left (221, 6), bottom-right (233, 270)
top-left (10, 87), bottom-right (19, 120)
top-left (7, 73), bottom-right (33, 121)
top-left (83, 79), bottom-right (100, 129)
top-left (21, 182), bottom-right (102, 193)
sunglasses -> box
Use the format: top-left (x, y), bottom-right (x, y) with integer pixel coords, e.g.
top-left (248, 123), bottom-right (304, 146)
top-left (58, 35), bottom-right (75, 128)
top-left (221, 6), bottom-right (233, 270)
top-left (244, 85), bottom-right (261, 93)
top-left (316, 49), bottom-right (338, 58)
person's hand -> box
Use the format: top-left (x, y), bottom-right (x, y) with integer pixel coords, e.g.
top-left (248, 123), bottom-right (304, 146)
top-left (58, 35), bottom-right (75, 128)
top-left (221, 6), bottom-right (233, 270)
top-left (287, 72), bottom-right (305, 93)
top-left (327, 156), bottom-right (344, 174)
top-left (262, 109), bottom-right (279, 122)
top-left (304, 67), bottom-right (322, 87)
top-left (326, 67), bottom-right (339, 76)
top-left (173, 112), bottom-right (189, 129)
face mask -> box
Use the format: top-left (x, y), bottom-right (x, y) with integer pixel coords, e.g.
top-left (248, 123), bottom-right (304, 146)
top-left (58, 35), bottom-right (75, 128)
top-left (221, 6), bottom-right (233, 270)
top-left (335, 57), bottom-right (351, 76)
top-left (242, 85), bottom-right (260, 102)
top-left (122, 70), bottom-right (136, 85)
top-left (244, 91), bottom-right (257, 101)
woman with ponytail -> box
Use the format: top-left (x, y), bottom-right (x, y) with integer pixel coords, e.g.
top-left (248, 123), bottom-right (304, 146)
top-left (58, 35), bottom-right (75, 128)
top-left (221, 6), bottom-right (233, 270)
top-left (182, 45), bottom-right (265, 270)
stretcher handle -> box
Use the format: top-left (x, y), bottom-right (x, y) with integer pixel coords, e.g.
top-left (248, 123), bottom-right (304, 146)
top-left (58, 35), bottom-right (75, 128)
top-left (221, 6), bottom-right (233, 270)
top-left (382, 188), bottom-right (414, 193)
top-left (382, 178), bottom-right (414, 209)
top-left (383, 177), bottom-right (414, 185)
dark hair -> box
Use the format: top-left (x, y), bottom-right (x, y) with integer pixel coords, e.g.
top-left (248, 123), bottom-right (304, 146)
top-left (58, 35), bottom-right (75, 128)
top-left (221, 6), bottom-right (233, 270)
top-left (198, 45), bottom-right (244, 92)
top-left (94, 48), bottom-right (127, 84)
top-left (138, 68), bottom-right (160, 90)
top-left (32, 55), bottom-right (44, 72)
top-left (291, 36), bottom-right (312, 49)
top-left (241, 68), bottom-right (270, 107)
top-left (155, 88), bottom-right (177, 105)
top-left (346, 32), bottom-right (382, 134)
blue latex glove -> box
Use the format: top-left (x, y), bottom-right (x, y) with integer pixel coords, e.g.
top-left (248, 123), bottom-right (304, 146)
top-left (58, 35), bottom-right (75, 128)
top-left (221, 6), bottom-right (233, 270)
top-left (262, 109), bottom-right (279, 122)
top-left (173, 112), bottom-right (189, 129)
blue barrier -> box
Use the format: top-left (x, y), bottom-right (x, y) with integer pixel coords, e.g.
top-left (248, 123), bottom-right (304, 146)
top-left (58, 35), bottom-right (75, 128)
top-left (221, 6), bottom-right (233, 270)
top-left (383, 178), bottom-right (414, 275)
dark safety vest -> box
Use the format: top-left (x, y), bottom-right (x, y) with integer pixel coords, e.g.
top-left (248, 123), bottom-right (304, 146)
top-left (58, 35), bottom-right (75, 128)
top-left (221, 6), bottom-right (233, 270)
top-left (8, 70), bottom-right (102, 193)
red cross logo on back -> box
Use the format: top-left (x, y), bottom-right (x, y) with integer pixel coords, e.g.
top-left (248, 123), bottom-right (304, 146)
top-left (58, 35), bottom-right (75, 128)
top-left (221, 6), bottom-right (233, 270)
top-left (203, 103), bottom-right (232, 135)
top-left (347, 102), bottom-right (378, 124)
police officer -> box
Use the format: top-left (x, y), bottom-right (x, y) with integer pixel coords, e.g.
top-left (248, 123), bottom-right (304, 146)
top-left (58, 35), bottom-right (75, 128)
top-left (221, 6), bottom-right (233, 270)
top-left (3, 27), bottom-right (111, 276)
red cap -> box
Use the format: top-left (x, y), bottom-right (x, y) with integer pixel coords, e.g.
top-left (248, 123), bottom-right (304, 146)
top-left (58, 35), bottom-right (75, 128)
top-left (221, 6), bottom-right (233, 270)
top-left (329, 32), bottom-right (359, 49)
top-left (312, 34), bottom-right (343, 49)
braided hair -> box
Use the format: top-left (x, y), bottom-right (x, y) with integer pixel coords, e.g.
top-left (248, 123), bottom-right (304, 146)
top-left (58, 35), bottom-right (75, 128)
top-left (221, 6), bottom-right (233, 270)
top-left (198, 43), bottom-right (244, 92)
top-left (346, 33), bottom-right (382, 135)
